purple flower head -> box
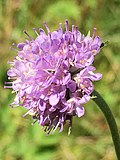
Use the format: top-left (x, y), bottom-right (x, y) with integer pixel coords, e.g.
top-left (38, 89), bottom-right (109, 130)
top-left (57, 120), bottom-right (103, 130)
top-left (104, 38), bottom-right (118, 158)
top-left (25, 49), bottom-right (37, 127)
top-left (5, 20), bottom-right (102, 135)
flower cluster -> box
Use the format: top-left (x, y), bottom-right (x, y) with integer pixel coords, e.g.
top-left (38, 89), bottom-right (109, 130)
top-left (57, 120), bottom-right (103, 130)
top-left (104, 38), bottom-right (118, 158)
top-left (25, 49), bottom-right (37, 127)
top-left (6, 20), bottom-right (102, 134)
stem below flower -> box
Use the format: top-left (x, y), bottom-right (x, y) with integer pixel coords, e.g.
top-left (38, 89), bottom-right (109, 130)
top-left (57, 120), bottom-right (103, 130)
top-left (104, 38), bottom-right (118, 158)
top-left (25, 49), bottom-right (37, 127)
top-left (91, 90), bottom-right (120, 160)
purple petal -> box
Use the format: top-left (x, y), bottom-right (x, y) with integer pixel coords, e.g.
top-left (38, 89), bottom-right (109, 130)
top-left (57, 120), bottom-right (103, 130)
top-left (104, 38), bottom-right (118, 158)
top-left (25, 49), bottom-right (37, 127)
top-left (49, 94), bottom-right (60, 106)
top-left (7, 69), bottom-right (16, 77)
top-left (88, 72), bottom-right (102, 81)
top-left (62, 73), bottom-right (71, 85)
top-left (17, 43), bottom-right (26, 50)
top-left (32, 43), bottom-right (39, 54)
top-left (79, 95), bottom-right (90, 104)
top-left (39, 101), bottom-right (46, 111)
top-left (76, 106), bottom-right (85, 117)
top-left (67, 80), bottom-right (76, 92)
top-left (60, 106), bottom-right (68, 112)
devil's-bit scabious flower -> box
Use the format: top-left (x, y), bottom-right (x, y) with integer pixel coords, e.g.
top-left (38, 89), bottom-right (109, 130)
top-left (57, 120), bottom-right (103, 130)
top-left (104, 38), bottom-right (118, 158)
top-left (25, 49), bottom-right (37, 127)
top-left (5, 20), bottom-right (102, 134)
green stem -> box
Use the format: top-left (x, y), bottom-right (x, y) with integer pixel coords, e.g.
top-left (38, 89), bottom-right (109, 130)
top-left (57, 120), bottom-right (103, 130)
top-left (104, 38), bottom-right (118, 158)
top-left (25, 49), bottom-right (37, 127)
top-left (91, 90), bottom-right (120, 160)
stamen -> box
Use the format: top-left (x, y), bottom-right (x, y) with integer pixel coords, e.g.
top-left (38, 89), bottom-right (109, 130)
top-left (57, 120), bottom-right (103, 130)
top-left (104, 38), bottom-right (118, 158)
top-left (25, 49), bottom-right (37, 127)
top-left (68, 126), bottom-right (72, 136)
top-left (8, 76), bottom-right (16, 80)
top-left (44, 21), bottom-right (50, 33)
top-left (92, 28), bottom-right (97, 38)
top-left (5, 82), bottom-right (13, 84)
top-left (25, 39), bottom-right (31, 45)
top-left (100, 42), bottom-right (104, 48)
top-left (23, 109), bottom-right (32, 117)
top-left (12, 43), bottom-right (17, 47)
top-left (52, 122), bottom-right (60, 134)
top-left (59, 23), bottom-right (62, 30)
top-left (33, 28), bottom-right (39, 36)
top-left (46, 126), bottom-right (53, 135)
top-left (10, 46), bottom-right (19, 52)
top-left (8, 61), bottom-right (14, 65)
top-left (68, 116), bottom-right (72, 135)
top-left (44, 126), bottom-right (48, 132)
top-left (23, 30), bottom-right (33, 40)
top-left (31, 119), bottom-right (38, 125)
top-left (72, 25), bottom-right (75, 32)
top-left (65, 19), bottom-right (69, 31)
top-left (76, 26), bottom-right (78, 32)
top-left (4, 86), bottom-right (12, 88)
top-left (59, 123), bottom-right (64, 133)
top-left (9, 103), bottom-right (18, 108)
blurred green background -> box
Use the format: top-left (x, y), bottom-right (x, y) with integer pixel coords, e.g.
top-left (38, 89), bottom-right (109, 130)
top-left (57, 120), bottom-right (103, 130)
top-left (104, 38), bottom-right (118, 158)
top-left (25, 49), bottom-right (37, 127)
top-left (0, 0), bottom-right (120, 160)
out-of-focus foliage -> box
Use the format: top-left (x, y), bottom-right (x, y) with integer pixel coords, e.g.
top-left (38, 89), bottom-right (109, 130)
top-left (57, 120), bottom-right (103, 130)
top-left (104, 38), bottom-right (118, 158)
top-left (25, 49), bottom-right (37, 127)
top-left (0, 0), bottom-right (120, 160)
